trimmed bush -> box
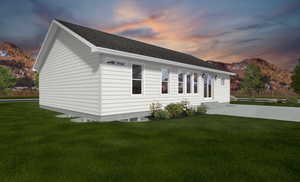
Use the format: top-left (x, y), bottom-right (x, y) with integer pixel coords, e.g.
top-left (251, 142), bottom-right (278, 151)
top-left (185, 108), bottom-right (196, 116)
top-left (150, 101), bottom-right (206, 121)
top-left (287, 97), bottom-right (298, 104)
top-left (230, 95), bottom-right (237, 101)
top-left (196, 105), bottom-right (207, 114)
top-left (153, 110), bottom-right (171, 120)
top-left (165, 103), bottom-right (184, 118)
top-left (149, 102), bottom-right (162, 116)
top-left (181, 100), bottom-right (190, 112)
top-left (249, 97), bottom-right (256, 102)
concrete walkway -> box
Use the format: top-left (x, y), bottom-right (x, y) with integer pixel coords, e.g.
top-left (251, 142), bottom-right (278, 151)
top-left (206, 103), bottom-right (300, 122)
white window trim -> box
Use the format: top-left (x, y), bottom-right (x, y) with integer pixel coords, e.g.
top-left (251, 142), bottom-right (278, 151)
top-left (161, 68), bottom-right (170, 95)
top-left (193, 72), bottom-right (199, 95)
top-left (186, 72), bottom-right (193, 95)
top-left (221, 77), bottom-right (225, 86)
top-left (203, 73), bottom-right (214, 99)
top-left (131, 63), bottom-right (144, 96)
top-left (178, 71), bottom-right (185, 95)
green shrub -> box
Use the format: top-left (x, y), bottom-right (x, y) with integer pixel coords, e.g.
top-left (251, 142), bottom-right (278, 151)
top-left (149, 102), bottom-right (162, 116)
top-left (149, 101), bottom-right (206, 121)
top-left (287, 97), bottom-right (298, 104)
top-left (230, 95), bottom-right (237, 101)
top-left (196, 105), bottom-right (207, 114)
top-left (0, 66), bottom-right (16, 95)
top-left (181, 100), bottom-right (191, 112)
top-left (185, 108), bottom-right (196, 116)
top-left (165, 103), bottom-right (184, 118)
top-left (249, 97), bottom-right (256, 102)
top-left (2, 88), bottom-right (12, 96)
top-left (277, 99), bottom-right (285, 104)
top-left (153, 110), bottom-right (171, 120)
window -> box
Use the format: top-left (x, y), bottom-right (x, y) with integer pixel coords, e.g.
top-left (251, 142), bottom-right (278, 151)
top-left (178, 73), bottom-right (184, 94)
top-left (221, 78), bottom-right (225, 86)
top-left (203, 74), bottom-right (207, 97)
top-left (194, 73), bottom-right (198, 93)
top-left (208, 75), bottom-right (212, 97)
top-left (203, 73), bottom-right (213, 98)
top-left (161, 69), bottom-right (169, 94)
top-left (132, 64), bottom-right (142, 94)
top-left (186, 73), bottom-right (192, 94)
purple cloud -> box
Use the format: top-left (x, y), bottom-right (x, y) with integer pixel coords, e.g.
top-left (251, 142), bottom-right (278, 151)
top-left (117, 27), bottom-right (159, 38)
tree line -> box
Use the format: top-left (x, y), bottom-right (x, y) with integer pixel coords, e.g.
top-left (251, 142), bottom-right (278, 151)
top-left (240, 58), bottom-right (300, 96)
top-left (1, 58), bottom-right (300, 97)
top-left (0, 66), bottom-right (38, 96)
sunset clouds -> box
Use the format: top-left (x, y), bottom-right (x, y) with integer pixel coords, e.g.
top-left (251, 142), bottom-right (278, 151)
top-left (0, 0), bottom-right (299, 70)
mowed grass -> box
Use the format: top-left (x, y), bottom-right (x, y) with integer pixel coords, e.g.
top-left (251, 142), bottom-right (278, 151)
top-left (1, 103), bottom-right (300, 182)
top-left (0, 96), bottom-right (39, 99)
top-left (231, 101), bottom-right (300, 107)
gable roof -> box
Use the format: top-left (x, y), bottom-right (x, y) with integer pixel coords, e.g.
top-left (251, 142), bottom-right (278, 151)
top-left (55, 19), bottom-right (230, 72)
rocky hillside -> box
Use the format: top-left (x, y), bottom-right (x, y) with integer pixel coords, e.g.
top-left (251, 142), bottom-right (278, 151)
top-left (0, 42), bottom-right (36, 87)
top-left (0, 42), bottom-right (293, 91)
top-left (208, 58), bottom-right (292, 91)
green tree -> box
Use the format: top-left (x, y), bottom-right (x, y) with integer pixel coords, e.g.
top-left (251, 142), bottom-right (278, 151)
top-left (240, 63), bottom-right (268, 96)
top-left (291, 58), bottom-right (300, 95)
top-left (34, 72), bottom-right (39, 88)
top-left (0, 66), bottom-right (16, 95)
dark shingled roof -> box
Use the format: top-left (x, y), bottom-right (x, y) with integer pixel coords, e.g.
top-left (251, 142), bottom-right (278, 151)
top-left (56, 19), bottom-right (229, 72)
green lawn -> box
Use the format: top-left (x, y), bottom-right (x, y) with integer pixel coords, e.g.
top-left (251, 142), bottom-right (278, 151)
top-left (1, 103), bottom-right (300, 182)
top-left (233, 96), bottom-right (300, 99)
top-left (231, 101), bottom-right (300, 107)
top-left (0, 96), bottom-right (39, 99)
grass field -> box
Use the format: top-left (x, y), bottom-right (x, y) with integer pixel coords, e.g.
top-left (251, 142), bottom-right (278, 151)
top-left (1, 102), bottom-right (300, 182)
top-left (231, 101), bottom-right (300, 107)
top-left (0, 96), bottom-right (39, 99)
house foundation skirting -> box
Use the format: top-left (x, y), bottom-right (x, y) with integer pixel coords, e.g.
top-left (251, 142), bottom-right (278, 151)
top-left (40, 105), bottom-right (150, 122)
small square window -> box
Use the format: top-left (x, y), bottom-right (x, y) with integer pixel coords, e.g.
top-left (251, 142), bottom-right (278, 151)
top-left (132, 80), bottom-right (142, 94)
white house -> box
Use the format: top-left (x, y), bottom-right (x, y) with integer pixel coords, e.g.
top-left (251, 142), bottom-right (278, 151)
top-left (34, 19), bottom-right (235, 121)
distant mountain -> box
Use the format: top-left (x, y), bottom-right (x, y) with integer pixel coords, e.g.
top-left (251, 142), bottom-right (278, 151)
top-left (0, 42), bottom-right (293, 91)
top-left (0, 42), bottom-right (36, 87)
top-left (207, 58), bottom-right (292, 91)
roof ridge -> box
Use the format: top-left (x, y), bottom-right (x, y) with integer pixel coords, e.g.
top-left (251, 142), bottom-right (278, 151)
top-left (55, 19), bottom-right (230, 72)
top-left (56, 19), bottom-right (202, 60)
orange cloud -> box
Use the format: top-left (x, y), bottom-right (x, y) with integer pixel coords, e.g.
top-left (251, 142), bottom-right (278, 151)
top-left (95, 0), bottom-right (299, 70)
top-left (102, 1), bottom-right (207, 54)
top-left (101, 4), bottom-right (244, 65)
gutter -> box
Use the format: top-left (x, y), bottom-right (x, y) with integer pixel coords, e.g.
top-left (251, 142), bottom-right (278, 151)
top-left (91, 47), bottom-right (236, 76)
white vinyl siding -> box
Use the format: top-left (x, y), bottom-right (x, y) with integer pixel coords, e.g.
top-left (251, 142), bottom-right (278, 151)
top-left (221, 78), bottom-right (225, 86)
top-left (99, 55), bottom-right (231, 116)
top-left (214, 75), bottom-right (230, 103)
top-left (39, 29), bottom-right (101, 115)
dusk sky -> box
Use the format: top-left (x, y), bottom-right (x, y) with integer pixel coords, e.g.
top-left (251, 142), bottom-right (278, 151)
top-left (1, 0), bottom-right (300, 70)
